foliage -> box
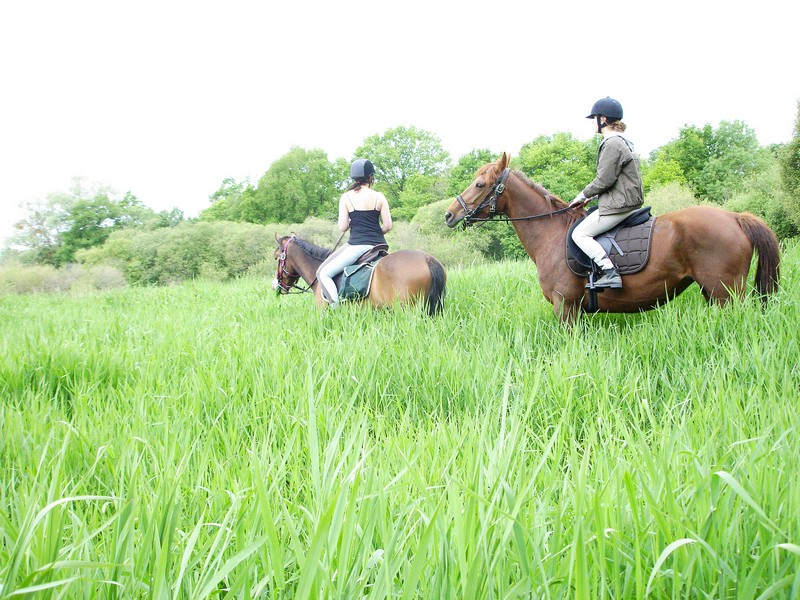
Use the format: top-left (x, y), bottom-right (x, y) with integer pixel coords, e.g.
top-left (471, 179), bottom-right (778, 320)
top-left (252, 147), bottom-right (340, 223)
top-left (10, 179), bottom-right (184, 266)
top-left (1, 244), bottom-right (799, 596)
top-left (515, 132), bottom-right (597, 200)
top-left (199, 177), bottom-right (256, 222)
top-left (723, 163), bottom-right (799, 239)
top-left (641, 157), bottom-right (687, 193)
top-left (445, 148), bottom-right (497, 197)
top-left (392, 173), bottom-right (448, 221)
top-left (649, 121), bottom-right (771, 203)
top-left (354, 125), bottom-right (450, 209)
top-left (779, 99), bottom-right (800, 228)
top-left (645, 182), bottom-right (706, 216)
top-left (0, 261), bottom-right (125, 294)
top-left (410, 199), bottom-right (487, 267)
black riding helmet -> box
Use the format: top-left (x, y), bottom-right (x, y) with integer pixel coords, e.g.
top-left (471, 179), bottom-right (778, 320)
top-left (587, 97), bottom-right (623, 120)
top-left (350, 158), bottom-right (375, 179)
top-left (587, 97), bottom-right (623, 133)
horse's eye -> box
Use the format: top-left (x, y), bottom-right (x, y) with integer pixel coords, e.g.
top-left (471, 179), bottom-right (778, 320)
top-left (476, 182), bottom-right (485, 189)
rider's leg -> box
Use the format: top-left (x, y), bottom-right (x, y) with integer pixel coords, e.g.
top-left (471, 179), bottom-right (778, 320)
top-left (572, 210), bottom-right (637, 287)
top-left (316, 244), bottom-right (371, 306)
top-left (572, 210), bottom-right (632, 269)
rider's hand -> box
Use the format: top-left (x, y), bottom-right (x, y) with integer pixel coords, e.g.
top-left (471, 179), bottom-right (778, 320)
top-left (569, 192), bottom-right (586, 208)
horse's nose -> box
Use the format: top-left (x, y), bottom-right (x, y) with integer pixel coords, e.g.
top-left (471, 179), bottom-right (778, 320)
top-left (444, 211), bottom-right (453, 226)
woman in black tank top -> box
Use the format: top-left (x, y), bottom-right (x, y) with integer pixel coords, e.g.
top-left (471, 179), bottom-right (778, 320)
top-left (316, 158), bottom-right (393, 307)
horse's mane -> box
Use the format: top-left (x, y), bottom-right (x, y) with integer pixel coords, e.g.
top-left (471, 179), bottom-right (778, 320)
top-left (512, 169), bottom-right (583, 226)
top-left (293, 237), bottom-right (333, 261)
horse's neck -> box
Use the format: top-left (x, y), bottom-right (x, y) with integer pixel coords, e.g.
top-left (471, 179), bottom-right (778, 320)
top-left (292, 248), bottom-right (323, 286)
top-left (505, 179), bottom-right (566, 263)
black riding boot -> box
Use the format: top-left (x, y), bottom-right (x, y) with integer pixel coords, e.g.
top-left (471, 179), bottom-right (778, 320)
top-left (593, 267), bottom-right (622, 288)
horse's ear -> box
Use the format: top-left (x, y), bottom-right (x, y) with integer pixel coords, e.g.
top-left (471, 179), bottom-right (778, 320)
top-left (499, 152), bottom-right (510, 170)
top-left (275, 233), bottom-right (280, 242)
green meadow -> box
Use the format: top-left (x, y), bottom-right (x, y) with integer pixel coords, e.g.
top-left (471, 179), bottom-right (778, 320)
top-left (1, 241), bottom-right (799, 599)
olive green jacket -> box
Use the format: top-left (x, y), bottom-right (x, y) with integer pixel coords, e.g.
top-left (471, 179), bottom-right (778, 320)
top-left (581, 135), bottom-right (644, 215)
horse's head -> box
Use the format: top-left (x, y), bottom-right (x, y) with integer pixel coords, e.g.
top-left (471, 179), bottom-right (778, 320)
top-left (273, 234), bottom-right (301, 294)
top-left (444, 152), bottom-right (511, 228)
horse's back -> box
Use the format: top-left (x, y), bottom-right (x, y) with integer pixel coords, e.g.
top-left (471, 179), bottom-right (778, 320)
top-left (656, 205), bottom-right (760, 254)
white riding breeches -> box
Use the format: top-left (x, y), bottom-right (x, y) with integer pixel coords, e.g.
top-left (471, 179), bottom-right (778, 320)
top-left (316, 244), bottom-right (372, 305)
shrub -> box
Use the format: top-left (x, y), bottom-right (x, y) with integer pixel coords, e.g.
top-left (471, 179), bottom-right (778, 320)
top-left (645, 182), bottom-right (705, 215)
top-left (723, 167), bottom-right (798, 240)
top-left (0, 262), bottom-right (126, 294)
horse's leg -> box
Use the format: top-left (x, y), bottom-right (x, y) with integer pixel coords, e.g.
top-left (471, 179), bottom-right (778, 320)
top-left (692, 250), bottom-right (751, 305)
top-left (552, 292), bottom-right (581, 325)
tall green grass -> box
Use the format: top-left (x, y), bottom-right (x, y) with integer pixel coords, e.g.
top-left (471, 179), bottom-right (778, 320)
top-left (1, 241), bottom-right (798, 598)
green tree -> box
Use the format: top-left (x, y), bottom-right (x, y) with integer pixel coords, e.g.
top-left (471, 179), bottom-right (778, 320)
top-left (9, 179), bottom-right (182, 265)
top-left (249, 147), bottom-right (338, 223)
top-left (9, 193), bottom-right (73, 265)
top-left (354, 125), bottom-right (450, 216)
top-left (446, 148), bottom-right (496, 197)
top-left (392, 173), bottom-right (448, 221)
top-left (200, 177), bottom-right (255, 222)
top-left (653, 121), bottom-right (769, 202)
top-left (54, 193), bottom-right (123, 265)
top-left (779, 99), bottom-right (800, 228)
top-left (516, 132), bottom-right (596, 200)
top-left (641, 158), bottom-right (687, 192)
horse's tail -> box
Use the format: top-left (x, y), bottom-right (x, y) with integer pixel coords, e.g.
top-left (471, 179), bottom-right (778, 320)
top-left (425, 256), bottom-right (447, 316)
top-left (737, 212), bottom-right (780, 301)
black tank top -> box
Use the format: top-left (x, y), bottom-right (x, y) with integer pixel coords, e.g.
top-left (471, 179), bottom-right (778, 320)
top-left (348, 209), bottom-right (386, 246)
top-left (346, 193), bottom-right (387, 246)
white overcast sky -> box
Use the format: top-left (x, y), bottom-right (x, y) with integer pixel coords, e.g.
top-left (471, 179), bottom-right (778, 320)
top-left (1, 0), bottom-right (798, 245)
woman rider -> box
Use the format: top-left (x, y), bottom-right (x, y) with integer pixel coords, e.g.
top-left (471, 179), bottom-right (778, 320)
top-left (316, 158), bottom-right (393, 307)
top-left (569, 97), bottom-right (644, 288)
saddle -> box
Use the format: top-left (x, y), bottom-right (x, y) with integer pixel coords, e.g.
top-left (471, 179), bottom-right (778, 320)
top-left (332, 244), bottom-right (389, 301)
top-left (566, 206), bottom-right (655, 277)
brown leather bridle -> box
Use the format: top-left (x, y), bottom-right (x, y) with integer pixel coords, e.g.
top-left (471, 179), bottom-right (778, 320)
top-left (274, 236), bottom-right (312, 294)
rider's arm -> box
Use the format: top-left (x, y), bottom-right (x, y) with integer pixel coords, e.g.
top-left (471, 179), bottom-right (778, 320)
top-left (378, 194), bottom-right (393, 234)
top-left (337, 194), bottom-right (350, 232)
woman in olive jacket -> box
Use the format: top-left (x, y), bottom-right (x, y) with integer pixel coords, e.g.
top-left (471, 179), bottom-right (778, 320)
top-left (569, 97), bottom-right (644, 288)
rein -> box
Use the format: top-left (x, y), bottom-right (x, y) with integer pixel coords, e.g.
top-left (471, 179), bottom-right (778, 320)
top-left (458, 169), bottom-right (574, 226)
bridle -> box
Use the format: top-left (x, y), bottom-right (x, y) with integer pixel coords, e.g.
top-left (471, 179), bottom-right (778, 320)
top-left (456, 168), bottom-right (509, 227)
top-left (275, 237), bottom-right (313, 294)
top-left (456, 168), bottom-right (573, 227)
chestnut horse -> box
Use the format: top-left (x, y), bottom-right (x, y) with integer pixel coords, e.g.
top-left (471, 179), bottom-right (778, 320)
top-left (444, 153), bottom-right (780, 323)
top-left (273, 234), bottom-right (447, 315)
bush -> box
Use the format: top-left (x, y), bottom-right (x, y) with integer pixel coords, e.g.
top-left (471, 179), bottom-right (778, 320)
top-left (723, 166), bottom-right (798, 240)
top-left (645, 182), bottom-right (705, 215)
top-left (0, 262), bottom-right (126, 295)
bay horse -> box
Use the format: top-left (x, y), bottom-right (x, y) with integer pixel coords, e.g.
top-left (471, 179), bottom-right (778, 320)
top-left (444, 153), bottom-right (780, 323)
top-left (273, 234), bottom-right (447, 315)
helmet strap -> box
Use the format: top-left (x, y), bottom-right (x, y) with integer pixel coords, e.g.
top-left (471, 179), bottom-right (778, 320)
top-left (596, 116), bottom-right (605, 134)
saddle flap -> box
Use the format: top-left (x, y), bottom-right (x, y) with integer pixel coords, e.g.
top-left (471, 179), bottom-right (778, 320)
top-left (332, 249), bottom-right (388, 301)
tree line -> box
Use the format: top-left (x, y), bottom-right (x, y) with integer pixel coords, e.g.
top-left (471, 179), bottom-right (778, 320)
top-left (3, 106), bottom-right (799, 289)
